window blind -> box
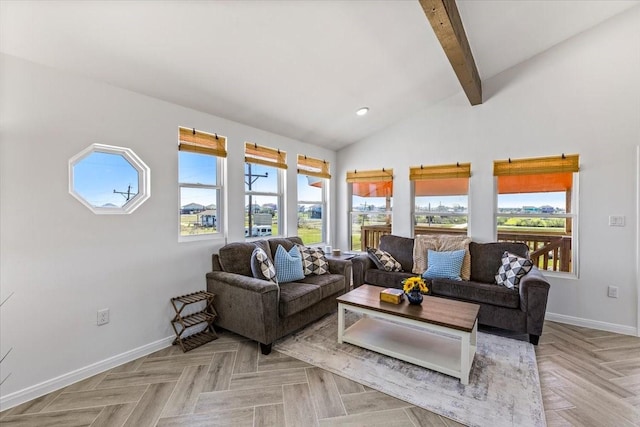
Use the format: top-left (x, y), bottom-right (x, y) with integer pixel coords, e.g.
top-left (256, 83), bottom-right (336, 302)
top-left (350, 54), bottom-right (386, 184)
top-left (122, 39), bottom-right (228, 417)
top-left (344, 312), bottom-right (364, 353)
top-left (297, 155), bottom-right (331, 179)
top-left (346, 169), bottom-right (393, 197)
top-left (410, 163), bottom-right (470, 197)
top-left (245, 142), bottom-right (287, 170)
top-left (494, 154), bottom-right (579, 194)
top-left (178, 127), bottom-right (227, 158)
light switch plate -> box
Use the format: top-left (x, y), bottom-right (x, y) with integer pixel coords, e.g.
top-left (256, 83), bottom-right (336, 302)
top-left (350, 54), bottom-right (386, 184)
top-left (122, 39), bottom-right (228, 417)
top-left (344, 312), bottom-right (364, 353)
top-left (609, 215), bottom-right (625, 227)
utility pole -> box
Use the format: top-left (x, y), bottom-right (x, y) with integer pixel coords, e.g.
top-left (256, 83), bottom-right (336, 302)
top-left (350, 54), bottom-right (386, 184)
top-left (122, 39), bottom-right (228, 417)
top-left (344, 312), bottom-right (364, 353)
top-left (245, 164), bottom-right (268, 237)
top-left (113, 185), bottom-right (134, 202)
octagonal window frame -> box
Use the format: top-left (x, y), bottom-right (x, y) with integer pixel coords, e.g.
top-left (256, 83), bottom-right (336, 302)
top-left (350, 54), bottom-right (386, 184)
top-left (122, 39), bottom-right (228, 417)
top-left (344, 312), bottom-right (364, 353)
top-left (69, 143), bottom-right (151, 214)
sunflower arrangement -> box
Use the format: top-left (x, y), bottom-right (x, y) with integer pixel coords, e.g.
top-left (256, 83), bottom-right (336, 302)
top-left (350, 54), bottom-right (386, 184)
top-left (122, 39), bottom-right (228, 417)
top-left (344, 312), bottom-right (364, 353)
top-left (402, 276), bottom-right (429, 294)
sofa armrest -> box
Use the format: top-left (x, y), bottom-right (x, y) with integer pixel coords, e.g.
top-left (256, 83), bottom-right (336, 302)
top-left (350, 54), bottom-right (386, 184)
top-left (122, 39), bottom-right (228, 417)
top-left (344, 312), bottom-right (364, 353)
top-left (518, 267), bottom-right (551, 336)
top-left (350, 254), bottom-right (374, 287)
top-left (206, 271), bottom-right (280, 345)
top-left (327, 259), bottom-right (353, 293)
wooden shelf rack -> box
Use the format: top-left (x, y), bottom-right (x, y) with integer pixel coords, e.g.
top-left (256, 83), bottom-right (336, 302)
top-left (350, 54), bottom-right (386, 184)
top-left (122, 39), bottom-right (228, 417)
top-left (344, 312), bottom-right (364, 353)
top-left (170, 290), bottom-right (218, 352)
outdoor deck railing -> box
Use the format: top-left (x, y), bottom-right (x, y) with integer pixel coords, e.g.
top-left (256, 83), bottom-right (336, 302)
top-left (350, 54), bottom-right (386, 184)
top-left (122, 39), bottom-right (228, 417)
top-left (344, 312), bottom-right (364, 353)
top-left (358, 225), bottom-right (571, 272)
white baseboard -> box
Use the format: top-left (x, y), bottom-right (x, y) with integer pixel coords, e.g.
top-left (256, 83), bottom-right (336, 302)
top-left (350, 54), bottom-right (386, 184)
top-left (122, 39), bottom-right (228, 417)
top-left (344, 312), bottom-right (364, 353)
top-left (546, 312), bottom-right (639, 337)
top-left (0, 335), bottom-right (174, 411)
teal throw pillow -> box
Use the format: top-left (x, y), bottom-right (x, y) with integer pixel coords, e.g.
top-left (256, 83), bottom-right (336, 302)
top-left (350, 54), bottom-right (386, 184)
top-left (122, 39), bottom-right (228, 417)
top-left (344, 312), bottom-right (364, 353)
top-left (422, 249), bottom-right (466, 281)
top-left (274, 245), bottom-right (305, 283)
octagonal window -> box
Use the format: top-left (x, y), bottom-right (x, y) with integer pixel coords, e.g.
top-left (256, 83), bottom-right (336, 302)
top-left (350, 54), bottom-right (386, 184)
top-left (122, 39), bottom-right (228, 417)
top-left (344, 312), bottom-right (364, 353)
top-left (69, 144), bottom-right (150, 214)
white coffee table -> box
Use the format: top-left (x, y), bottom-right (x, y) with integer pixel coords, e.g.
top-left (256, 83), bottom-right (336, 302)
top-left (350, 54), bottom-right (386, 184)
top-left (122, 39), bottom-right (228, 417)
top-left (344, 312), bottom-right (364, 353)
top-left (337, 284), bottom-right (480, 385)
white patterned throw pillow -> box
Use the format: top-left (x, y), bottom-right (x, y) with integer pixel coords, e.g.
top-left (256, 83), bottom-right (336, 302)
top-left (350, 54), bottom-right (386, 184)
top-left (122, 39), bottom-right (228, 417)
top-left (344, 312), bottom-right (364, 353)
top-left (495, 251), bottom-right (533, 289)
top-left (367, 247), bottom-right (402, 272)
top-left (296, 245), bottom-right (329, 275)
top-left (250, 247), bottom-right (278, 284)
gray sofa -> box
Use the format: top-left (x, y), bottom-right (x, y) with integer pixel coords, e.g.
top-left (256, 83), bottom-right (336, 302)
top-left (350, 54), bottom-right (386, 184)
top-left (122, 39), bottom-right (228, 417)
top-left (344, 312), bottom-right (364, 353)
top-left (351, 234), bottom-right (550, 345)
top-left (206, 236), bottom-right (352, 354)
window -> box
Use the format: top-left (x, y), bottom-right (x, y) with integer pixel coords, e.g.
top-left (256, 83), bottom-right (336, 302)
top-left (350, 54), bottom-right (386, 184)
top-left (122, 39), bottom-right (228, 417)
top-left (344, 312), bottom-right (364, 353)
top-left (410, 163), bottom-right (470, 237)
top-left (494, 154), bottom-right (579, 274)
top-left (297, 155), bottom-right (330, 245)
top-left (69, 143), bottom-right (150, 214)
top-left (245, 142), bottom-right (286, 238)
top-left (347, 168), bottom-right (393, 251)
top-left (178, 127), bottom-right (226, 238)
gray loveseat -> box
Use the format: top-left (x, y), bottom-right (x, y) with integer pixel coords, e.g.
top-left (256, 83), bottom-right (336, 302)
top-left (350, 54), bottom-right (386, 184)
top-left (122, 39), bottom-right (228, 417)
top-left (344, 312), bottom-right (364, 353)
top-left (351, 234), bottom-right (550, 345)
top-left (206, 236), bottom-right (352, 354)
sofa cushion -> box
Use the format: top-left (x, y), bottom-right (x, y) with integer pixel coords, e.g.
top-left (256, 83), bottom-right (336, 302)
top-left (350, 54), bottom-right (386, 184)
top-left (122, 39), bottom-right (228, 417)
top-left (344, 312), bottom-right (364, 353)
top-left (268, 237), bottom-right (304, 259)
top-left (437, 235), bottom-right (472, 281)
top-left (219, 240), bottom-right (271, 277)
top-left (430, 278), bottom-right (520, 309)
top-left (299, 274), bottom-right (345, 299)
top-left (274, 245), bottom-right (305, 283)
top-left (367, 247), bottom-right (402, 272)
top-left (496, 251), bottom-right (533, 289)
top-left (278, 282), bottom-right (322, 317)
top-left (379, 235), bottom-right (414, 272)
top-left (296, 244), bottom-right (329, 275)
top-left (422, 249), bottom-right (465, 281)
top-left (412, 234), bottom-right (440, 274)
top-left (250, 247), bottom-right (278, 284)
top-left (469, 242), bottom-right (529, 284)
top-left (365, 269), bottom-right (415, 289)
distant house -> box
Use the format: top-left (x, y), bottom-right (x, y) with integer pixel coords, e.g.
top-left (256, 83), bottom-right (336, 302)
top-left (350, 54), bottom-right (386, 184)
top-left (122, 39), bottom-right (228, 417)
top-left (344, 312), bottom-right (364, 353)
top-left (198, 209), bottom-right (216, 227)
top-left (181, 203), bottom-right (205, 214)
top-left (540, 205), bottom-right (555, 214)
top-left (246, 203), bottom-right (261, 213)
top-left (522, 206), bottom-right (541, 214)
top-left (310, 204), bottom-right (322, 219)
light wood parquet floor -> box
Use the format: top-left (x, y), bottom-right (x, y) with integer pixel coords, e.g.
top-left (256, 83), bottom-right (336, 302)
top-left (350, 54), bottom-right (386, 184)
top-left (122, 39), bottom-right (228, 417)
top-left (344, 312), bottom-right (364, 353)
top-left (1, 321), bottom-right (639, 427)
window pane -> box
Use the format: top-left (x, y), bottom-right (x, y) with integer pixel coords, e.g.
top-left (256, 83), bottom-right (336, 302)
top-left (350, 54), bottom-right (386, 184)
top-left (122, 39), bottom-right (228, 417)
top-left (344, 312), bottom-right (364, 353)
top-left (350, 212), bottom-right (392, 251)
top-left (179, 151), bottom-right (217, 186)
top-left (297, 174), bottom-right (323, 200)
top-left (298, 203), bottom-right (322, 244)
top-left (497, 217), bottom-right (572, 272)
top-left (298, 174), bottom-right (324, 245)
top-left (497, 191), bottom-right (567, 213)
top-left (415, 195), bottom-right (468, 213)
top-left (180, 187), bottom-right (218, 236)
top-left (497, 186), bottom-right (574, 273)
top-left (415, 214), bottom-right (468, 230)
top-left (245, 195), bottom-right (278, 237)
top-left (73, 151), bottom-right (139, 208)
top-left (352, 195), bottom-right (392, 212)
top-left (245, 163), bottom-right (277, 192)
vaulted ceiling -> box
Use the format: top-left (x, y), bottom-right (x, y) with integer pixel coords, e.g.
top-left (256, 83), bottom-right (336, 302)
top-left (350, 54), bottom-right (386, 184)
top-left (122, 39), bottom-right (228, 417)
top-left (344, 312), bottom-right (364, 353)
top-left (1, 0), bottom-right (638, 150)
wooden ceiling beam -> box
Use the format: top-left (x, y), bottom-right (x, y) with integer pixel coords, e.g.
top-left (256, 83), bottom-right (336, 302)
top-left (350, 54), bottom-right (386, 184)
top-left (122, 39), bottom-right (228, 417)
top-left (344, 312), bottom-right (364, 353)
top-left (419, 0), bottom-right (482, 105)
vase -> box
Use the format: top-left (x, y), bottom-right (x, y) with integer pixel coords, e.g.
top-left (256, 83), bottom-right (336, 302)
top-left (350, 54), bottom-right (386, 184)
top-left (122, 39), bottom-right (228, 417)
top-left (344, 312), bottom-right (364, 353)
top-left (406, 290), bottom-right (423, 305)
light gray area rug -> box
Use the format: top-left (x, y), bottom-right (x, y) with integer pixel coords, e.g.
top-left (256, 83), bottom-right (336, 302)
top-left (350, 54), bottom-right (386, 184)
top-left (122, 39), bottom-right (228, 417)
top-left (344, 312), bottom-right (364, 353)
top-left (274, 311), bottom-right (546, 427)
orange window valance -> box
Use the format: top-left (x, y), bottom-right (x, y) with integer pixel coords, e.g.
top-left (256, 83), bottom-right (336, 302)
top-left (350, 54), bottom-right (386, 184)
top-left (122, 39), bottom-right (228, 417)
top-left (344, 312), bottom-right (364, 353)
top-left (297, 155), bottom-right (331, 179)
top-left (494, 154), bottom-right (579, 194)
top-left (178, 127), bottom-right (227, 158)
top-left (346, 169), bottom-right (393, 197)
top-left (245, 142), bottom-right (287, 170)
top-left (410, 163), bottom-right (470, 197)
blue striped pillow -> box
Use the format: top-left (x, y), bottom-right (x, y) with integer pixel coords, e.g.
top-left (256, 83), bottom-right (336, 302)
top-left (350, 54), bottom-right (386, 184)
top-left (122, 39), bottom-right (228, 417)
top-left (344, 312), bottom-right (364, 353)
top-left (274, 245), bottom-right (305, 283)
top-left (422, 249), bottom-right (466, 281)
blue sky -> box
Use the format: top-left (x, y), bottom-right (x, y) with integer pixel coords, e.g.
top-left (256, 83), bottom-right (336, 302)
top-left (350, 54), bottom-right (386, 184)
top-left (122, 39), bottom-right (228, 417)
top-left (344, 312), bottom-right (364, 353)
top-left (73, 152), bottom-right (138, 207)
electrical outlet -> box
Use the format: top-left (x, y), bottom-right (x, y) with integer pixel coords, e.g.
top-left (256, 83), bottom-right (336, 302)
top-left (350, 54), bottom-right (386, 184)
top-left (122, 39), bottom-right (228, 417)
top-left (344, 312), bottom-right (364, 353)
top-left (607, 286), bottom-right (618, 298)
top-left (97, 308), bottom-right (110, 326)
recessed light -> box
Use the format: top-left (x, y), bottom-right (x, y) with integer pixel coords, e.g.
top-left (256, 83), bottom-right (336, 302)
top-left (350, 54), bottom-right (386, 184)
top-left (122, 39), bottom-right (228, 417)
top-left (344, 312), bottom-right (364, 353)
top-left (356, 107), bottom-right (369, 116)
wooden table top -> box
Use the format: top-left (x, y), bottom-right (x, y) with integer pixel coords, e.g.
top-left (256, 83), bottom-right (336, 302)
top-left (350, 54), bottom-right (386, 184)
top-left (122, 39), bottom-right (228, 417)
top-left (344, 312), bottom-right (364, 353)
top-left (337, 284), bottom-right (480, 333)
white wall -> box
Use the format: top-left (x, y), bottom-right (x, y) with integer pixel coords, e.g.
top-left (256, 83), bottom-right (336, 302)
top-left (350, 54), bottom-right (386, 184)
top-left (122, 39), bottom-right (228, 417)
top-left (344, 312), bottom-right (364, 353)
top-left (0, 54), bottom-right (337, 407)
top-left (337, 7), bottom-right (640, 332)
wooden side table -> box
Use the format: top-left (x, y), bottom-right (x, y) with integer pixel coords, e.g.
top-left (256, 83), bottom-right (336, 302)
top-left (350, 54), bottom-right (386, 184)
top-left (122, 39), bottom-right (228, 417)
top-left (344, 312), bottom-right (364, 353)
top-left (170, 291), bottom-right (218, 352)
